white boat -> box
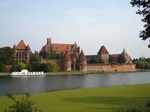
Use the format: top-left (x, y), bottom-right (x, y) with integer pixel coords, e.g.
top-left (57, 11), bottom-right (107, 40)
top-left (11, 69), bottom-right (46, 77)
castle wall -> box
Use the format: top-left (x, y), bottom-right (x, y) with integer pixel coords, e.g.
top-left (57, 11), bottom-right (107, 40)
top-left (86, 64), bottom-right (136, 72)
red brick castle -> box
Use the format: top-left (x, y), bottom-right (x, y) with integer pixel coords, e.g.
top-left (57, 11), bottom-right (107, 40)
top-left (14, 38), bottom-right (136, 72)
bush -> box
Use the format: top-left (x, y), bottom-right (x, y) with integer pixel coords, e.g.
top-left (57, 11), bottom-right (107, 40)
top-left (5, 93), bottom-right (42, 112)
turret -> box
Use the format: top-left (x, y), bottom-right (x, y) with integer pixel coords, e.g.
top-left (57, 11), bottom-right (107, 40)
top-left (98, 45), bottom-right (109, 64)
top-left (45, 38), bottom-right (52, 53)
top-left (79, 50), bottom-right (87, 72)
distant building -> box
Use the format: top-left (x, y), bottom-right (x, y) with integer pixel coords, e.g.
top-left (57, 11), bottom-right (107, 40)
top-left (14, 38), bottom-right (135, 72)
top-left (40, 38), bottom-right (87, 72)
top-left (14, 40), bottom-right (31, 64)
top-left (87, 45), bottom-right (133, 65)
top-left (86, 45), bottom-right (135, 72)
top-left (40, 38), bottom-right (73, 58)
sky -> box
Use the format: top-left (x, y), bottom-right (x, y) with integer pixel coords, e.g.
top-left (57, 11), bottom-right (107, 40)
top-left (0, 0), bottom-right (149, 58)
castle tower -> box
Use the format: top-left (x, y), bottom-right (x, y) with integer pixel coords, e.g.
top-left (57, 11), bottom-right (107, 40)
top-left (14, 40), bottom-right (31, 64)
top-left (120, 49), bottom-right (132, 64)
top-left (98, 45), bottom-right (109, 64)
top-left (79, 50), bottom-right (87, 72)
top-left (47, 38), bottom-right (51, 45)
top-left (63, 51), bottom-right (72, 72)
top-left (46, 38), bottom-right (52, 53)
top-left (26, 44), bottom-right (31, 64)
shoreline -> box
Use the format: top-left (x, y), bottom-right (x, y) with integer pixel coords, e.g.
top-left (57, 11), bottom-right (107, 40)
top-left (0, 69), bottom-right (150, 76)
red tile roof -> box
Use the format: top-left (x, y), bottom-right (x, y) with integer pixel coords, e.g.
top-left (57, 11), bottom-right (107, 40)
top-left (51, 43), bottom-right (73, 54)
top-left (15, 40), bottom-right (30, 50)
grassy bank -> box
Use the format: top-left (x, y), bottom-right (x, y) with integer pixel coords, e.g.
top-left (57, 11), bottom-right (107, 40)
top-left (0, 84), bottom-right (150, 112)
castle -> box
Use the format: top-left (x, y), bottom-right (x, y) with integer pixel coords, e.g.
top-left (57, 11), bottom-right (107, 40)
top-left (14, 38), bottom-right (136, 72)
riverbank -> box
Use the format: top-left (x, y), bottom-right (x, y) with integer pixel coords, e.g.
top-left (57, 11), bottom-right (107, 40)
top-left (0, 70), bottom-right (139, 76)
top-left (0, 84), bottom-right (150, 112)
top-left (1, 69), bottom-right (150, 76)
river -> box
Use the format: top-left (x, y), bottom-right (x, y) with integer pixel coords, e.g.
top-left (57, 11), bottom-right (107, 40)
top-left (0, 72), bottom-right (150, 95)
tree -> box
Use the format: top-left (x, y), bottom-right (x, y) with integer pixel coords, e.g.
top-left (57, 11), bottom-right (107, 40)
top-left (0, 63), bottom-right (5, 72)
top-left (5, 93), bottom-right (42, 112)
top-left (29, 53), bottom-right (42, 72)
top-left (40, 62), bottom-right (60, 72)
top-left (11, 62), bottom-right (28, 72)
top-left (0, 47), bottom-right (15, 65)
top-left (130, 0), bottom-right (150, 47)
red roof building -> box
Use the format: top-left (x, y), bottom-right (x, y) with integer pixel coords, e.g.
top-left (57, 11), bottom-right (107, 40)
top-left (14, 40), bottom-right (31, 64)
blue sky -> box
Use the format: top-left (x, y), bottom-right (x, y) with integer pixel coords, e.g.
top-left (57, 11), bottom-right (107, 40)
top-left (0, 0), bottom-right (149, 58)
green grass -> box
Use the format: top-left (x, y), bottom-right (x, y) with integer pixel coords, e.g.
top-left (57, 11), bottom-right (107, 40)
top-left (0, 84), bottom-right (150, 112)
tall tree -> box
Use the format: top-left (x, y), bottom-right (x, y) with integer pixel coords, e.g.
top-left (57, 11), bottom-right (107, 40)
top-left (130, 0), bottom-right (150, 47)
top-left (0, 47), bottom-right (15, 65)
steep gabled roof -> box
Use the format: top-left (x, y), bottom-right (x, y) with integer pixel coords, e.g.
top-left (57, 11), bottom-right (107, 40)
top-left (15, 40), bottom-right (30, 50)
top-left (98, 45), bottom-right (109, 54)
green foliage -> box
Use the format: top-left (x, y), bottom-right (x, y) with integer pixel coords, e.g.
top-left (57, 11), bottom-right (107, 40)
top-left (29, 53), bottom-right (60, 72)
top-left (130, 0), bottom-right (150, 46)
top-left (5, 93), bottom-right (42, 112)
top-left (117, 106), bottom-right (143, 112)
top-left (40, 62), bottom-right (60, 72)
top-left (133, 58), bottom-right (150, 69)
top-left (11, 62), bottom-right (28, 72)
top-left (30, 53), bottom-right (41, 63)
top-left (0, 47), bottom-right (15, 65)
top-left (0, 63), bottom-right (5, 72)
top-left (29, 62), bottom-right (41, 72)
top-left (47, 52), bottom-right (63, 59)
top-left (29, 53), bottom-right (42, 72)
top-left (117, 100), bottom-right (150, 112)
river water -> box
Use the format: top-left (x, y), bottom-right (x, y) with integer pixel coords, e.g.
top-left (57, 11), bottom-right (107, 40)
top-left (0, 72), bottom-right (150, 95)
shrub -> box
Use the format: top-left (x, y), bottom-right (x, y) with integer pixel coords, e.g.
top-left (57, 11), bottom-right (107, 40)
top-left (5, 93), bottom-right (42, 112)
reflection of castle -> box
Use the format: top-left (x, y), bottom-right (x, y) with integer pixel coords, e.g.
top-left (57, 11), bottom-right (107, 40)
top-left (14, 38), bottom-right (136, 72)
